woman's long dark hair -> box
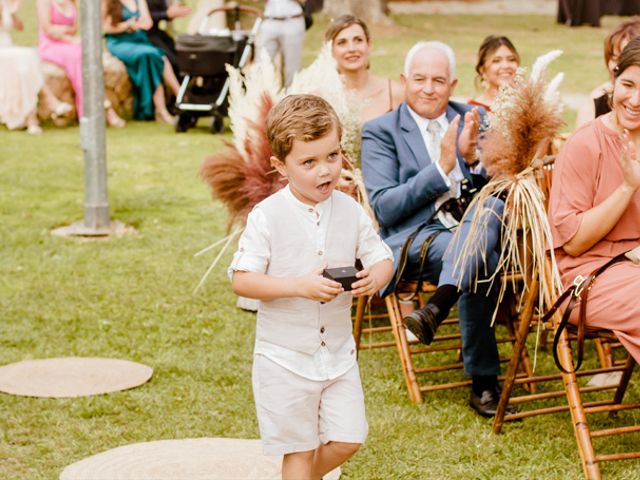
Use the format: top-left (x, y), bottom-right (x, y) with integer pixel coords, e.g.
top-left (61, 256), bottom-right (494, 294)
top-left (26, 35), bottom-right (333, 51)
top-left (103, 0), bottom-right (122, 25)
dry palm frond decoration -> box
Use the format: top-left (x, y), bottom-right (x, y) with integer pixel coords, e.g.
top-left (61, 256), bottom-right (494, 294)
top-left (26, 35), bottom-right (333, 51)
top-left (195, 45), bottom-right (364, 291)
top-left (450, 50), bottom-right (565, 337)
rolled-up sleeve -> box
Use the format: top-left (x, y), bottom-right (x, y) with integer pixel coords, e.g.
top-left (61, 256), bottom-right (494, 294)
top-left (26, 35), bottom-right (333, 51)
top-left (227, 207), bottom-right (270, 279)
top-left (356, 205), bottom-right (393, 269)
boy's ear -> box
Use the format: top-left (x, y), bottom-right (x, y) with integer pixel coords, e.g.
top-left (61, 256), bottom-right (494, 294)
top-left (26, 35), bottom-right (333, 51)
top-left (270, 156), bottom-right (287, 177)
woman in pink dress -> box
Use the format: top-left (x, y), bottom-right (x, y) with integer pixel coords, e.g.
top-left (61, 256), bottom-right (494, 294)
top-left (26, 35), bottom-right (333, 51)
top-left (0, 0), bottom-right (71, 133)
top-left (37, 0), bottom-right (124, 127)
top-left (549, 36), bottom-right (640, 363)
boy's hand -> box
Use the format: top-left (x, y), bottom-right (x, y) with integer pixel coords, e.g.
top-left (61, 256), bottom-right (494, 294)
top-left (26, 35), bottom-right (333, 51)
top-left (297, 265), bottom-right (343, 302)
top-left (351, 268), bottom-right (379, 298)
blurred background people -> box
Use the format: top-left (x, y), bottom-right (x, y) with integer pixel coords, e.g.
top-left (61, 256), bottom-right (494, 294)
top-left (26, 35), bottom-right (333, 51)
top-left (0, 0), bottom-right (71, 134)
top-left (260, 0), bottom-right (306, 88)
top-left (38, 0), bottom-right (125, 127)
top-left (146, 0), bottom-right (192, 78)
top-left (102, 0), bottom-right (180, 123)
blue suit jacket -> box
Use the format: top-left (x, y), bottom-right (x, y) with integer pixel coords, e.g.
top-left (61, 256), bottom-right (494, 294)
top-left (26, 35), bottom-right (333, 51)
top-left (361, 100), bottom-right (486, 295)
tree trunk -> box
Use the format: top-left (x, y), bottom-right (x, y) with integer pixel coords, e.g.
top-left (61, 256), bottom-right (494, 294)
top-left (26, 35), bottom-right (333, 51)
top-left (322, 0), bottom-right (392, 26)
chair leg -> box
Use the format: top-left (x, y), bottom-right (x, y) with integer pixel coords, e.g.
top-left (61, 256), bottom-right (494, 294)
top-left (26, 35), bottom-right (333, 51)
top-left (386, 293), bottom-right (423, 404)
top-left (352, 295), bottom-right (366, 352)
top-left (611, 355), bottom-right (635, 407)
top-left (493, 280), bottom-right (538, 434)
top-left (557, 328), bottom-right (601, 480)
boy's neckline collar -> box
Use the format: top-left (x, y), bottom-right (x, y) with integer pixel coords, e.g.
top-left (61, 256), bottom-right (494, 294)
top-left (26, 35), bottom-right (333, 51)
top-left (282, 185), bottom-right (332, 213)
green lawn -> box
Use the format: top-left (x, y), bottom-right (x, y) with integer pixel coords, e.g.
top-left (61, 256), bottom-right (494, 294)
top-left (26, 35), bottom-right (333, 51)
top-left (2, 6), bottom-right (639, 480)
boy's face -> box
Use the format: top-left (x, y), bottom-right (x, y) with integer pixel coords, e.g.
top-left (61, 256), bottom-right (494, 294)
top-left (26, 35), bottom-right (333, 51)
top-left (271, 126), bottom-right (343, 206)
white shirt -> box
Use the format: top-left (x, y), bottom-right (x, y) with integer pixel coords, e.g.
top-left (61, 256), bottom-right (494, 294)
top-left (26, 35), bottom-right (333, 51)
top-left (229, 186), bottom-right (392, 381)
top-left (264, 0), bottom-right (303, 17)
top-left (406, 106), bottom-right (465, 228)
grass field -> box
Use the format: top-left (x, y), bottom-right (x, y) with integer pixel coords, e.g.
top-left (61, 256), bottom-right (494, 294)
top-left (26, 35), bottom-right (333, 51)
top-left (2, 4), bottom-right (640, 480)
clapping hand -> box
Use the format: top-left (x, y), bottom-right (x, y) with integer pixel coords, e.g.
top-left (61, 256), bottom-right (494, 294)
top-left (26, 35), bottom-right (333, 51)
top-left (439, 115), bottom-right (460, 174)
top-left (297, 265), bottom-right (344, 303)
top-left (459, 108), bottom-right (481, 165)
top-left (619, 129), bottom-right (640, 191)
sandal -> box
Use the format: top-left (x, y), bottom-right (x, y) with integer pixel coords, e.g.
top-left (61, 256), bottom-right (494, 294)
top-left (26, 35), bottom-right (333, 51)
top-left (27, 124), bottom-right (43, 135)
top-left (51, 101), bottom-right (73, 119)
top-left (106, 107), bottom-right (126, 128)
top-left (155, 109), bottom-right (176, 125)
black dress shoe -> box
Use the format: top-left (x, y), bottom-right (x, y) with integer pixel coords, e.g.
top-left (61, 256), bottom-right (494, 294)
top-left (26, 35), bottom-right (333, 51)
top-left (402, 303), bottom-right (441, 345)
top-left (469, 387), bottom-right (516, 418)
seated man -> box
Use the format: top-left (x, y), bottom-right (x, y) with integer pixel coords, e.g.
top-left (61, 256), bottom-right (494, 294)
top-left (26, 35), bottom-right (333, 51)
top-left (361, 40), bottom-right (508, 417)
top-left (147, 0), bottom-right (192, 78)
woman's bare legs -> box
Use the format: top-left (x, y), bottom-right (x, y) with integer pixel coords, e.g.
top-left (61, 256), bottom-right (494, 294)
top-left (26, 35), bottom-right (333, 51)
top-left (152, 84), bottom-right (174, 124)
top-left (162, 57), bottom-right (180, 96)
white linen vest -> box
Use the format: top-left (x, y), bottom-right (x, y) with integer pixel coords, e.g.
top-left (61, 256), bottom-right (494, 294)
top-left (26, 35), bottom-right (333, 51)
top-left (257, 190), bottom-right (359, 355)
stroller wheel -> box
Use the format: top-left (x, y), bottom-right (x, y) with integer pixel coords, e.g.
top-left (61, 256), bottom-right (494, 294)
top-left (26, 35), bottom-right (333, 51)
top-left (175, 113), bottom-right (192, 133)
top-left (210, 114), bottom-right (224, 134)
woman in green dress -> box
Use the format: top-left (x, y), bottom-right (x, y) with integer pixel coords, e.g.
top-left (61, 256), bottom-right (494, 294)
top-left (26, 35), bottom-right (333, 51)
top-left (102, 0), bottom-right (179, 123)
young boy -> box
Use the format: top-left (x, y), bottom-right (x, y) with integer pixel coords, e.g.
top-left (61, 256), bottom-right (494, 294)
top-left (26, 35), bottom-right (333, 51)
top-left (229, 94), bottom-right (393, 480)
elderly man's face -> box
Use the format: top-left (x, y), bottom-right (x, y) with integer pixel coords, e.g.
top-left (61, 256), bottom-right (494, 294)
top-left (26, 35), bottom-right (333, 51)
top-left (402, 48), bottom-right (457, 119)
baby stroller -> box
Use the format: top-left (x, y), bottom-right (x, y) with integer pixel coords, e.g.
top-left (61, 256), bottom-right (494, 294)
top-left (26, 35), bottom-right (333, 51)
top-left (174, 3), bottom-right (262, 133)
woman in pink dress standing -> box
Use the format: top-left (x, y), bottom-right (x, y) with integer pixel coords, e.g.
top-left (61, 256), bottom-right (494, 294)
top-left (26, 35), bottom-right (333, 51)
top-left (37, 0), bottom-right (124, 126)
top-left (549, 36), bottom-right (640, 363)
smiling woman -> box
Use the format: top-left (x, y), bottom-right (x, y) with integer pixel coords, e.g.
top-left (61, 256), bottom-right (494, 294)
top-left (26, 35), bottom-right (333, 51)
top-left (469, 35), bottom-right (520, 112)
top-left (325, 15), bottom-right (404, 123)
top-left (548, 36), bottom-right (640, 364)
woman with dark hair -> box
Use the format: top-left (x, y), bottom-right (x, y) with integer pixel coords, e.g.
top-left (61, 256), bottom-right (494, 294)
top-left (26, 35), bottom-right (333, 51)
top-left (469, 35), bottom-right (520, 112)
top-left (101, 0), bottom-right (180, 123)
top-left (548, 36), bottom-right (640, 363)
top-left (325, 14), bottom-right (403, 123)
top-left (576, 19), bottom-right (640, 127)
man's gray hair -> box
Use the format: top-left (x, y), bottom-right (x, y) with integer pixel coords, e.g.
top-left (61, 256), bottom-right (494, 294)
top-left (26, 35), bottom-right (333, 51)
top-left (403, 41), bottom-right (457, 82)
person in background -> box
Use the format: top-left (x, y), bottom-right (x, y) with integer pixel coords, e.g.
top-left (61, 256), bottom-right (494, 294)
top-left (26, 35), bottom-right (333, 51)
top-left (146, 0), bottom-right (191, 78)
top-left (469, 35), bottom-right (520, 112)
top-left (0, 0), bottom-right (71, 134)
top-left (260, 0), bottom-right (306, 88)
top-left (324, 14), bottom-right (403, 123)
top-left (38, 0), bottom-right (125, 127)
top-left (549, 36), bottom-right (640, 364)
top-left (576, 19), bottom-right (640, 127)
top-left (102, 0), bottom-right (180, 124)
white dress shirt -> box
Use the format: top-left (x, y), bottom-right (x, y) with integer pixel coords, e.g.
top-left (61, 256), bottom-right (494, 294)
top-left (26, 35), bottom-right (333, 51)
top-left (406, 106), bottom-right (465, 228)
top-left (229, 186), bottom-right (392, 381)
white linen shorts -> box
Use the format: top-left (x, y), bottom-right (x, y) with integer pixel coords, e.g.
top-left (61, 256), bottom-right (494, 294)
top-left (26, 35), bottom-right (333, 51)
top-left (252, 354), bottom-right (368, 456)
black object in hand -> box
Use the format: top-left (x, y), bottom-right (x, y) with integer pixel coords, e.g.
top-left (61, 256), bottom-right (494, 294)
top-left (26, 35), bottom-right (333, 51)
top-left (322, 266), bottom-right (360, 291)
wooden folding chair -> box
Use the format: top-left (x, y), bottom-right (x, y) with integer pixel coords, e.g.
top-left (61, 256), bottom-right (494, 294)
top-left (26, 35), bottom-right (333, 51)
top-left (352, 279), bottom-right (534, 404)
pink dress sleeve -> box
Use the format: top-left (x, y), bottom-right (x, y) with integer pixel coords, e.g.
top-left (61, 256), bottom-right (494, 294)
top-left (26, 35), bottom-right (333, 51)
top-left (548, 122), bottom-right (600, 249)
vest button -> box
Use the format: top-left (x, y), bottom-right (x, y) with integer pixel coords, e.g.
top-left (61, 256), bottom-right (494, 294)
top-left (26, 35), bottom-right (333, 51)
top-left (320, 326), bottom-right (325, 333)
top-left (321, 341), bottom-right (326, 346)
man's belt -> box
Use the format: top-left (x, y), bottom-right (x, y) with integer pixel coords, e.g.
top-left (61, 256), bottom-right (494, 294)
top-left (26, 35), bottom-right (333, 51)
top-left (264, 13), bottom-right (303, 20)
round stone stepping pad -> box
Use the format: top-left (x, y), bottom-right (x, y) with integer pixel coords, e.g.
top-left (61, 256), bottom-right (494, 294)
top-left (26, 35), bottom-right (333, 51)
top-left (0, 357), bottom-right (153, 398)
top-left (60, 438), bottom-right (341, 480)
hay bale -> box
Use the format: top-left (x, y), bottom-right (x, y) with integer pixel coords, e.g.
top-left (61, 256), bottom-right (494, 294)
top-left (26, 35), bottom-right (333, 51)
top-left (38, 52), bottom-right (133, 124)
